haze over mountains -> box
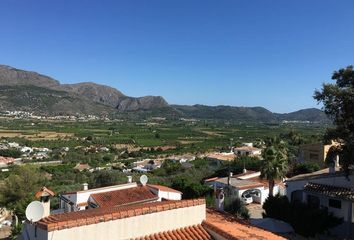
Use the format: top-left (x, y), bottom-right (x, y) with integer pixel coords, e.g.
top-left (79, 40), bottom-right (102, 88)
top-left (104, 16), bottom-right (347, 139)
top-left (0, 65), bottom-right (328, 122)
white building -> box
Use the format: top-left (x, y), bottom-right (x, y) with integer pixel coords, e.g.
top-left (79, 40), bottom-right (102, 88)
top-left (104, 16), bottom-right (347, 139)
top-left (20, 146), bottom-right (33, 153)
top-left (22, 193), bottom-right (284, 240)
top-left (233, 145), bottom-right (262, 157)
top-left (285, 167), bottom-right (354, 238)
top-left (58, 181), bottom-right (182, 213)
top-left (205, 170), bottom-right (284, 205)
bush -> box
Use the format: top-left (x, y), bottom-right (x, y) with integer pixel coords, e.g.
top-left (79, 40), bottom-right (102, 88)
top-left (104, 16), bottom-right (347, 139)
top-left (10, 222), bottom-right (23, 240)
top-left (0, 149), bottom-right (22, 158)
top-left (171, 175), bottom-right (212, 199)
top-left (214, 157), bottom-right (262, 177)
top-left (292, 162), bottom-right (320, 176)
top-left (263, 195), bottom-right (343, 237)
top-left (224, 197), bottom-right (250, 220)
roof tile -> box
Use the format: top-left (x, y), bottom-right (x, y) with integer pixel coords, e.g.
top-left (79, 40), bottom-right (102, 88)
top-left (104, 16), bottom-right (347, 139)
top-left (37, 199), bottom-right (206, 232)
top-left (203, 209), bottom-right (286, 240)
top-left (304, 182), bottom-right (354, 201)
top-left (134, 225), bottom-right (212, 240)
top-left (91, 186), bottom-right (158, 208)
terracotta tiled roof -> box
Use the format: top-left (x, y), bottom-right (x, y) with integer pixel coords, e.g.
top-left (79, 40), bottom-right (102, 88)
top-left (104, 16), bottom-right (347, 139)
top-left (73, 163), bottom-right (90, 171)
top-left (233, 170), bottom-right (257, 178)
top-left (304, 182), bottom-right (354, 201)
top-left (37, 199), bottom-right (205, 232)
top-left (204, 177), bottom-right (219, 182)
top-left (134, 225), bottom-right (212, 240)
top-left (0, 156), bottom-right (15, 164)
top-left (91, 186), bottom-right (158, 208)
top-left (148, 184), bottom-right (182, 194)
top-left (203, 209), bottom-right (286, 240)
top-left (35, 187), bottom-right (55, 199)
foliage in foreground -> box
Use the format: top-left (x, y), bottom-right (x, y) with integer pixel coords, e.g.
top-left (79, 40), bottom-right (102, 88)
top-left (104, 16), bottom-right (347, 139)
top-left (262, 195), bottom-right (343, 237)
top-left (0, 165), bottom-right (45, 220)
top-left (314, 65), bottom-right (354, 173)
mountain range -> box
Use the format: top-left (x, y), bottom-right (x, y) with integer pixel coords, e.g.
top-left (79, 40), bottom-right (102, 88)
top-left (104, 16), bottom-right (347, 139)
top-left (0, 65), bottom-right (329, 123)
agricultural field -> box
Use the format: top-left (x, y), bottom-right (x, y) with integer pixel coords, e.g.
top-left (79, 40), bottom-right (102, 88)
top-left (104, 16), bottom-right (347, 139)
top-left (0, 119), bottom-right (326, 153)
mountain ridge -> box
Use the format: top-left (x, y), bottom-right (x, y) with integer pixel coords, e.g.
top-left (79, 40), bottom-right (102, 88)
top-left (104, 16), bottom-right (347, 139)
top-left (0, 64), bottom-right (329, 122)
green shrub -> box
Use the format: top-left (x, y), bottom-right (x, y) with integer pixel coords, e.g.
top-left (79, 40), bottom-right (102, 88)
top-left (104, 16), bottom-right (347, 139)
top-left (293, 162), bottom-right (320, 176)
top-left (224, 197), bottom-right (250, 220)
top-left (263, 195), bottom-right (343, 237)
top-left (0, 149), bottom-right (22, 158)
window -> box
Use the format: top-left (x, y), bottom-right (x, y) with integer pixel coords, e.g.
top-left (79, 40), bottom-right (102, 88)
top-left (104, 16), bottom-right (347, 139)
top-left (329, 199), bottom-right (341, 209)
top-left (307, 194), bottom-right (320, 208)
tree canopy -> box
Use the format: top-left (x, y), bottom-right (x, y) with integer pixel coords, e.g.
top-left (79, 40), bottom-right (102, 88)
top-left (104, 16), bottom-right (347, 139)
top-left (260, 146), bottom-right (288, 196)
top-left (314, 65), bottom-right (354, 172)
top-left (0, 166), bottom-right (44, 219)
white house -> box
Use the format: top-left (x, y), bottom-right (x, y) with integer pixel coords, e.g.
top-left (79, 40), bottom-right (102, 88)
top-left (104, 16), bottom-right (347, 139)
top-left (58, 180), bottom-right (182, 213)
top-left (205, 170), bottom-right (284, 205)
top-left (233, 145), bottom-right (262, 157)
top-left (20, 146), bottom-right (33, 153)
top-left (285, 167), bottom-right (354, 238)
top-left (22, 195), bottom-right (284, 240)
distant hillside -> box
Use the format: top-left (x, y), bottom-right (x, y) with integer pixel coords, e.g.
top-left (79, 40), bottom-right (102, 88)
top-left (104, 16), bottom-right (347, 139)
top-left (0, 64), bottom-right (330, 122)
top-left (173, 105), bottom-right (278, 122)
top-left (0, 85), bottom-right (112, 115)
top-left (173, 105), bottom-right (329, 123)
top-left (0, 65), bottom-right (60, 89)
top-left (276, 108), bottom-right (330, 123)
top-left (0, 64), bottom-right (169, 113)
top-left (62, 82), bottom-right (125, 108)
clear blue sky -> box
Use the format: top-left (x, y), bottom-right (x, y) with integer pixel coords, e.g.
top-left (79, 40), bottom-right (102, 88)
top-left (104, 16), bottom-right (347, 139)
top-left (1, 0), bottom-right (353, 113)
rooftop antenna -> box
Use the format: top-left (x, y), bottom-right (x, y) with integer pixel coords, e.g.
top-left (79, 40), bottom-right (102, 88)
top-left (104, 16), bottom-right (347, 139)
top-left (25, 201), bottom-right (44, 238)
top-left (25, 201), bottom-right (44, 223)
top-left (140, 174), bottom-right (148, 186)
top-left (230, 138), bottom-right (234, 153)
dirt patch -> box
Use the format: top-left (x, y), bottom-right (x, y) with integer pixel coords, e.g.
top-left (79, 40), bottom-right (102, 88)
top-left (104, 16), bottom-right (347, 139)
top-left (201, 131), bottom-right (225, 137)
top-left (115, 144), bottom-right (140, 151)
top-left (178, 140), bottom-right (203, 145)
top-left (0, 131), bottom-right (73, 140)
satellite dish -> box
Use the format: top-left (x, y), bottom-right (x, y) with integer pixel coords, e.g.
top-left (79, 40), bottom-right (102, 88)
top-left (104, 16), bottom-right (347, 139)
top-left (25, 201), bottom-right (44, 222)
top-left (140, 175), bottom-right (148, 186)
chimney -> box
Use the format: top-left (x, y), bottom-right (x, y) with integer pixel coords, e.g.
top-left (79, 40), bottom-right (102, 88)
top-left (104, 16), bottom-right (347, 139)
top-left (335, 155), bottom-right (340, 167)
top-left (329, 154), bottom-right (339, 174)
top-left (35, 187), bottom-right (55, 218)
top-left (215, 188), bottom-right (225, 211)
top-left (82, 183), bottom-right (89, 191)
top-left (127, 176), bottom-right (132, 183)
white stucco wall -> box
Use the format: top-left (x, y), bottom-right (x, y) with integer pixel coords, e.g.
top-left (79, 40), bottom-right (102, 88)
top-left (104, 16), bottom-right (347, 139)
top-left (25, 204), bottom-right (206, 240)
top-left (157, 191), bottom-right (182, 201)
top-left (304, 192), bottom-right (352, 222)
top-left (285, 174), bottom-right (354, 201)
top-left (60, 183), bottom-right (139, 211)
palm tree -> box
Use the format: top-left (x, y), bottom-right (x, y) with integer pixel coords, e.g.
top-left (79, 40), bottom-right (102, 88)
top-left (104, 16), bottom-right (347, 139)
top-left (260, 146), bottom-right (288, 197)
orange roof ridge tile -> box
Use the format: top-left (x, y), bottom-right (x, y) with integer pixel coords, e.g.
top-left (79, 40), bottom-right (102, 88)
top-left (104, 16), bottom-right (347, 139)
top-left (37, 198), bottom-right (206, 232)
top-left (133, 224), bottom-right (212, 240)
top-left (203, 209), bottom-right (286, 240)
